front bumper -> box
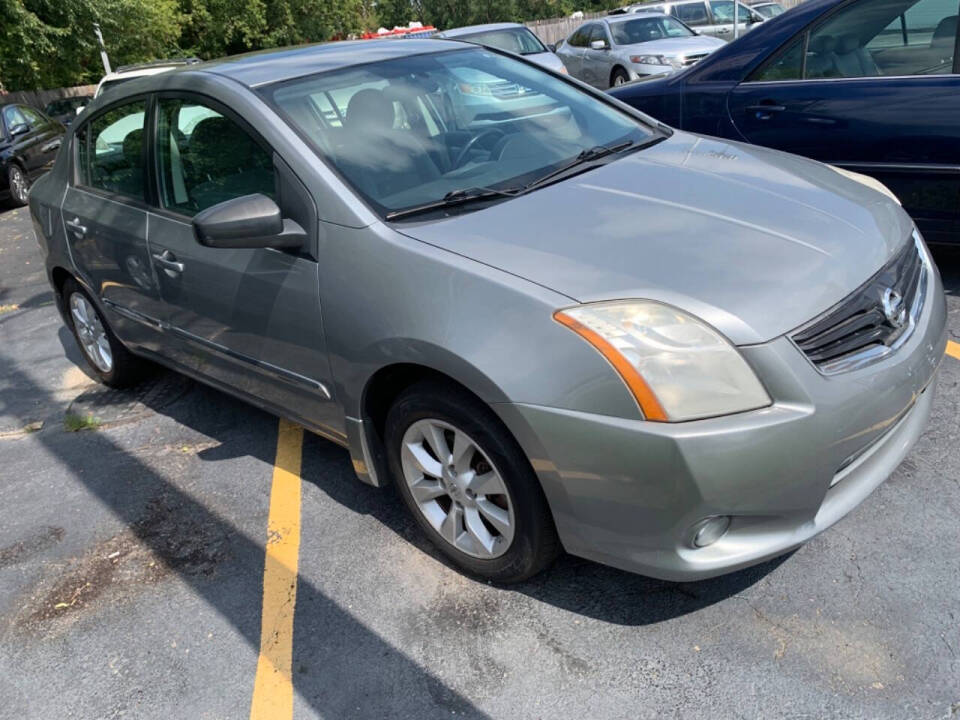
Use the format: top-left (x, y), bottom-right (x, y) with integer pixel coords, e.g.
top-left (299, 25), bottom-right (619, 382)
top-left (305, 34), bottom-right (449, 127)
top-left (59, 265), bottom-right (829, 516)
top-left (497, 257), bottom-right (947, 581)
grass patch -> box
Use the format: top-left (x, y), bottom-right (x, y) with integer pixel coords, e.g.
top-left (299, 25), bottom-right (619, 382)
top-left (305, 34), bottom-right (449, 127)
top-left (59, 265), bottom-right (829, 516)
top-left (64, 413), bottom-right (101, 432)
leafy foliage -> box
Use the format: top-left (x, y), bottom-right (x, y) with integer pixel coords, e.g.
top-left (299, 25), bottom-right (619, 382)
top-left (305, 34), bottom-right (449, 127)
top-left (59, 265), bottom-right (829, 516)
top-left (1, 0), bottom-right (615, 91)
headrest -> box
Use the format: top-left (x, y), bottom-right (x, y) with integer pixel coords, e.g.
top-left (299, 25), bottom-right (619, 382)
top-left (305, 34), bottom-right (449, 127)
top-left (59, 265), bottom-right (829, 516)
top-left (836, 34), bottom-right (861, 54)
top-left (345, 89), bottom-right (394, 133)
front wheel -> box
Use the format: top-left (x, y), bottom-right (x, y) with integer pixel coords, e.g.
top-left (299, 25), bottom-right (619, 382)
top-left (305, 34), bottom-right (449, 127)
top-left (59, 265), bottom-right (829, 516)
top-left (7, 164), bottom-right (29, 207)
top-left (385, 381), bottom-right (560, 583)
top-left (611, 68), bottom-right (630, 88)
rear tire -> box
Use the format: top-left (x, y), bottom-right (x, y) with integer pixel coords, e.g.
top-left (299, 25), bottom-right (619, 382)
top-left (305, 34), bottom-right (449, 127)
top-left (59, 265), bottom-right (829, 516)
top-left (7, 164), bottom-right (29, 207)
top-left (63, 278), bottom-right (148, 388)
top-left (385, 380), bottom-right (560, 583)
top-left (611, 68), bottom-right (630, 88)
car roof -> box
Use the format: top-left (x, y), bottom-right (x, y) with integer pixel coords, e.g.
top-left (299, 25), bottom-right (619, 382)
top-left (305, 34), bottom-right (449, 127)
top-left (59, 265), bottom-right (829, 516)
top-left (183, 38), bottom-right (471, 88)
top-left (436, 23), bottom-right (526, 37)
top-left (607, 11), bottom-right (671, 22)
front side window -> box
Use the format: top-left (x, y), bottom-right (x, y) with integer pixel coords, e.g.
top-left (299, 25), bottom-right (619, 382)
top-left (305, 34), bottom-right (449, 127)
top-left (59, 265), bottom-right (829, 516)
top-left (265, 47), bottom-right (658, 219)
top-left (672, 2), bottom-right (711, 26)
top-left (461, 27), bottom-right (548, 55)
top-left (756, 3), bottom-right (785, 17)
top-left (77, 100), bottom-right (147, 200)
top-left (156, 98), bottom-right (275, 216)
top-left (709, 1), bottom-right (757, 23)
top-left (19, 106), bottom-right (45, 128)
top-left (611, 16), bottom-right (697, 45)
top-left (750, 0), bottom-right (958, 81)
top-left (588, 24), bottom-right (610, 46)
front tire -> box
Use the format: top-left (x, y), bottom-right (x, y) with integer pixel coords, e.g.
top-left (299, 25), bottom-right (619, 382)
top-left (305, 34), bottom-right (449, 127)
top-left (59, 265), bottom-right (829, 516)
top-left (7, 164), bottom-right (29, 207)
top-left (63, 279), bottom-right (147, 387)
top-left (611, 67), bottom-right (630, 88)
top-left (385, 381), bottom-right (560, 583)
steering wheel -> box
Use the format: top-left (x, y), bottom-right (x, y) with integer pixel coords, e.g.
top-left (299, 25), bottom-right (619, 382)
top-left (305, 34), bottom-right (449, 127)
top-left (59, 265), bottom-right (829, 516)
top-left (452, 129), bottom-right (506, 169)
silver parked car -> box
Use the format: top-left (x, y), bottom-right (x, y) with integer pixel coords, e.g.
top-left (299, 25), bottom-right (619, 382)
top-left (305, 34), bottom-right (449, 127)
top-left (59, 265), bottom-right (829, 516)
top-left (556, 13), bottom-right (725, 87)
top-left (624, 0), bottom-right (765, 40)
top-left (30, 40), bottom-right (946, 583)
top-left (434, 22), bottom-right (569, 75)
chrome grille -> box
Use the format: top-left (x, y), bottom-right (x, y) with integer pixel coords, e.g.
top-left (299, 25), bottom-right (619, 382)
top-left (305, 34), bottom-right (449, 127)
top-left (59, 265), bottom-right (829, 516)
top-left (791, 237), bottom-right (926, 374)
top-left (681, 53), bottom-right (708, 66)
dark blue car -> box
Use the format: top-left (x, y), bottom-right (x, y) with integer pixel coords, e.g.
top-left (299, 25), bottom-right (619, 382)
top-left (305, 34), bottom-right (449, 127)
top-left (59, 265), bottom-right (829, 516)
top-left (610, 0), bottom-right (960, 244)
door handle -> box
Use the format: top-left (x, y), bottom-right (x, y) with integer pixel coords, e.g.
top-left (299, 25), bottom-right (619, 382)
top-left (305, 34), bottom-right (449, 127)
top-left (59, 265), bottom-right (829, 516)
top-left (152, 250), bottom-right (185, 274)
top-left (716, 28), bottom-right (731, 34)
top-left (747, 103), bottom-right (786, 120)
top-left (65, 217), bottom-right (87, 237)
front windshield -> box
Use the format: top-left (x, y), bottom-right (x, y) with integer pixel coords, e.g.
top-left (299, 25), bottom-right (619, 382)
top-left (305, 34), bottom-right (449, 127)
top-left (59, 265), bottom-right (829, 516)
top-left (265, 48), bottom-right (657, 218)
top-left (461, 27), bottom-right (548, 55)
top-left (611, 17), bottom-right (696, 45)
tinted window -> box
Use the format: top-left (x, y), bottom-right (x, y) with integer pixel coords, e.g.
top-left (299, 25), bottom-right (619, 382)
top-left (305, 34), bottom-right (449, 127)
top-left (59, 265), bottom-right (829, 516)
top-left (266, 47), bottom-right (656, 218)
top-left (78, 100), bottom-right (146, 200)
top-left (611, 16), bottom-right (697, 44)
top-left (672, 2), bottom-right (710, 26)
top-left (750, 36), bottom-right (805, 80)
top-left (460, 27), bottom-right (547, 55)
top-left (570, 25), bottom-right (595, 46)
top-left (19, 106), bottom-right (45, 127)
top-left (157, 98), bottom-right (275, 216)
top-left (588, 24), bottom-right (610, 45)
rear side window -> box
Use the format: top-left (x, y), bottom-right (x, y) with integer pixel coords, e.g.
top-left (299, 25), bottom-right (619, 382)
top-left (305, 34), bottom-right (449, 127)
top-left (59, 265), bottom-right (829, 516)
top-left (76, 100), bottom-right (147, 201)
top-left (156, 98), bottom-right (275, 216)
top-left (673, 2), bottom-right (711, 26)
top-left (19, 106), bottom-right (45, 128)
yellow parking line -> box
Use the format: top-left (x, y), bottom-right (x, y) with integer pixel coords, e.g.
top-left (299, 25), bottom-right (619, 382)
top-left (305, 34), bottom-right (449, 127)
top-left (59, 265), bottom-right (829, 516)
top-left (947, 341), bottom-right (960, 361)
top-left (250, 418), bottom-right (304, 720)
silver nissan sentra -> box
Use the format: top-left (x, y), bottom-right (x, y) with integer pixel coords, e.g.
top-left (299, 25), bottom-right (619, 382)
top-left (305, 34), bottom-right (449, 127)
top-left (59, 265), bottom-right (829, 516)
top-left (29, 39), bottom-right (947, 583)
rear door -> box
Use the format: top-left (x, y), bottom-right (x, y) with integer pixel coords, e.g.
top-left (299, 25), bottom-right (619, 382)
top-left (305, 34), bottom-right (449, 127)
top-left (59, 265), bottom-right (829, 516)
top-left (557, 26), bottom-right (589, 80)
top-left (708, 1), bottom-right (762, 39)
top-left (146, 94), bottom-right (340, 434)
top-left (727, 0), bottom-right (960, 242)
top-left (670, 2), bottom-right (716, 37)
top-left (581, 24), bottom-right (615, 87)
top-left (60, 97), bottom-right (165, 349)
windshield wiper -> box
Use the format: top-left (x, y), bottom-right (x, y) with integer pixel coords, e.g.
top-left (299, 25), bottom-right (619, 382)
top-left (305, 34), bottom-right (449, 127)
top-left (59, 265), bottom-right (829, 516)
top-left (385, 186), bottom-right (522, 221)
top-left (517, 140), bottom-right (640, 194)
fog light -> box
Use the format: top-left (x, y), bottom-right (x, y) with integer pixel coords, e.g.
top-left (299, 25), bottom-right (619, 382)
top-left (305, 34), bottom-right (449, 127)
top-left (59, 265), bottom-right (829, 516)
top-left (690, 516), bottom-right (731, 548)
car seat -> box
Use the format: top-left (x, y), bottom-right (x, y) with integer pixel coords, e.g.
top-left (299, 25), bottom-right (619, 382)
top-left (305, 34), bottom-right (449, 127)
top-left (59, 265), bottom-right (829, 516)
top-left (833, 34), bottom-right (880, 77)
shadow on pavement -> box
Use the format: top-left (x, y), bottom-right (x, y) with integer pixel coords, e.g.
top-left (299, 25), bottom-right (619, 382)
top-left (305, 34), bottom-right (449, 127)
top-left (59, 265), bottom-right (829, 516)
top-left (0, 351), bottom-right (491, 719)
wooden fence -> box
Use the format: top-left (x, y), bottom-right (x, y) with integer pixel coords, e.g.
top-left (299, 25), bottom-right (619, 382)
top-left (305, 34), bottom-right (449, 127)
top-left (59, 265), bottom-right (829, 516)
top-left (0, 85), bottom-right (97, 111)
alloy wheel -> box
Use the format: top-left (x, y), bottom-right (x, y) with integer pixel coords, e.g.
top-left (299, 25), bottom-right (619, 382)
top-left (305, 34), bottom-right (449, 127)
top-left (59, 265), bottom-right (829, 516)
top-left (400, 419), bottom-right (516, 559)
top-left (9, 166), bottom-right (28, 204)
top-left (69, 293), bottom-right (113, 373)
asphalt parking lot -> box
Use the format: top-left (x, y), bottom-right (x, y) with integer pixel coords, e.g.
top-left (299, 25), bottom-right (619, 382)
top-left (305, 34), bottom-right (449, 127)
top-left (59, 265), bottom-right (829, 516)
top-left (0, 202), bottom-right (958, 720)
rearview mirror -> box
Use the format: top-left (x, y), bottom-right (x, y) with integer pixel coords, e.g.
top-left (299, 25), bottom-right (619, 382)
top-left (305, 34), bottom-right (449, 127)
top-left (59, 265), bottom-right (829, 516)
top-left (193, 193), bottom-right (306, 250)
top-left (9, 123), bottom-right (29, 137)
top-left (590, 39), bottom-right (608, 50)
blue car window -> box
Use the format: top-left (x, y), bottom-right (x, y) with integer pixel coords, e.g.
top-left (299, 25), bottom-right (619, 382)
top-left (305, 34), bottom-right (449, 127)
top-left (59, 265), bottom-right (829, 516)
top-left (748, 0), bottom-right (957, 82)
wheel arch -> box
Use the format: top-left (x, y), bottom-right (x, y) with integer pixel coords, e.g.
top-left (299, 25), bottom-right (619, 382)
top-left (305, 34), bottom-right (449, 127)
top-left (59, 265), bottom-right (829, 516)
top-left (610, 65), bottom-right (629, 86)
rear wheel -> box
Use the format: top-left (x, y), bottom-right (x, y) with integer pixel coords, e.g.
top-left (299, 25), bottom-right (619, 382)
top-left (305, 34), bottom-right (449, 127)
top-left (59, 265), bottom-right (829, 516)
top-left (385, 381), bottom-right (560, 583)
top-left (63, 279), bottom-right (147, 387)
top-left (7, 165), bottom-right (29, 207)
top-left (611, 68), bottom-right (630, 88)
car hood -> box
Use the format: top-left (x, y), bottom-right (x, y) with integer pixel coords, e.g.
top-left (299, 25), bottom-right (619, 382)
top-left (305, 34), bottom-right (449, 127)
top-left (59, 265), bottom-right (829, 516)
top-left (524, 51), bottom-right (568, 73)
top-left (615, 35), bottom-right (725, 58)
top-left (396, 132), bottom-right (914, 345)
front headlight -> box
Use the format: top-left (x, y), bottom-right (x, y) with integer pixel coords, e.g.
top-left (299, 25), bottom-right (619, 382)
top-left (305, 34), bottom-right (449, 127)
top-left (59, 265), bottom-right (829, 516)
top-left (630, 54), bottom-right (668, 65)
top-left (555, 300), bottom-right (771, 422)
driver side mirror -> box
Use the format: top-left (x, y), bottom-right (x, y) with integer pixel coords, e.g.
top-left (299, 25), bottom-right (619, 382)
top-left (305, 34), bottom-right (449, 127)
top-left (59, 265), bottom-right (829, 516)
top-left (548, 42), bottom-right (558, 53)
top-left (193, 193), bottom-right (306, 250)
top-left (9, 123), bottom-right (30, 137)
top-left (590, 39), bottom-right (609, 50)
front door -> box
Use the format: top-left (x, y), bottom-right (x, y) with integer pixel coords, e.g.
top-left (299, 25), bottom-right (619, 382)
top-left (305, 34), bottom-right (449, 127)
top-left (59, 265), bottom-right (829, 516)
top-left (581, 24), bottom-right (614, 88)
top-left (556, 27), bottom-right (589, 81)
top-left (146, 95), bottom-right (341, 436)
top-left (61, 97), bottom-right (165, 350)
top-left (18, 105), bottom-right (62, 178)
top-left (727, 0), bottom-right (960, 242)
top-left (708, 1), bottom-right (760, 39)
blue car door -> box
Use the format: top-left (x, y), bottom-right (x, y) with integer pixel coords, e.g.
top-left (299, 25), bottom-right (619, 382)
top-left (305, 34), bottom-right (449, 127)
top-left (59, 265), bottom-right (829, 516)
top-left (726, 0), bottom-right (960, 242)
